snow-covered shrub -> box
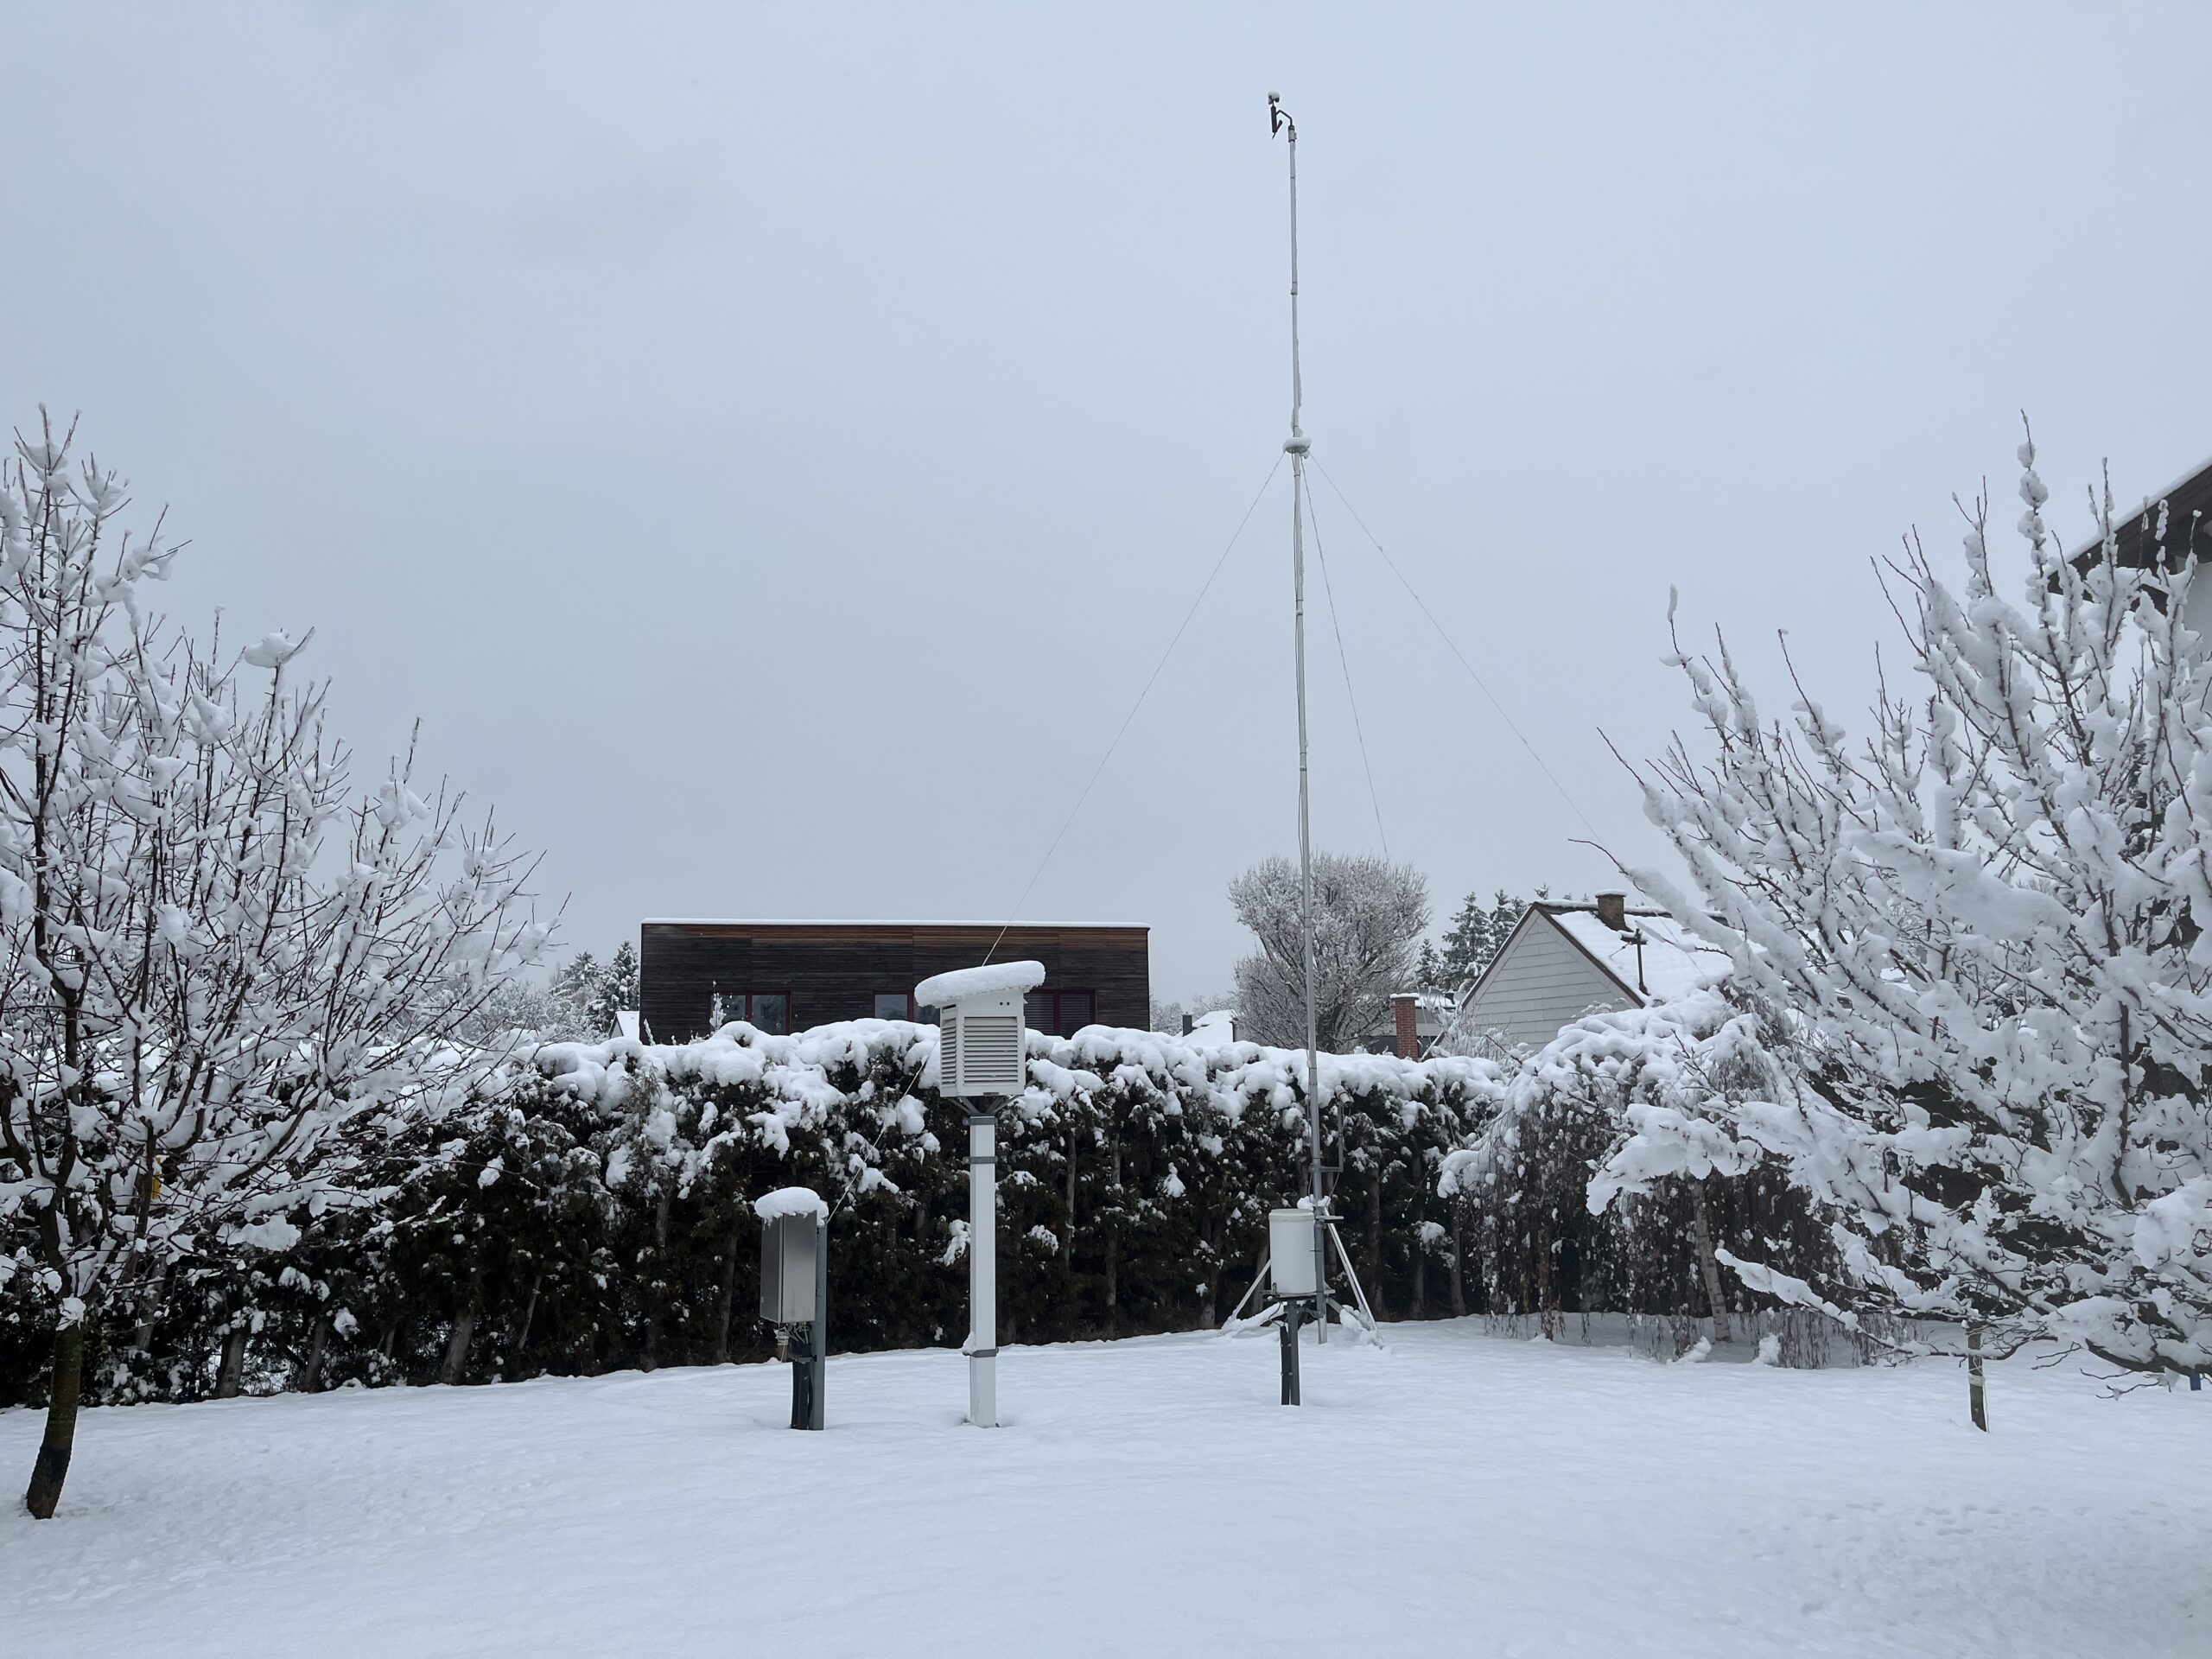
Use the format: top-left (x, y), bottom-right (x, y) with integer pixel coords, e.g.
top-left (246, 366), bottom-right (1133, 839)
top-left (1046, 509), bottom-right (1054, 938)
top-left (1442, 988), bottom-right (1840, 1345)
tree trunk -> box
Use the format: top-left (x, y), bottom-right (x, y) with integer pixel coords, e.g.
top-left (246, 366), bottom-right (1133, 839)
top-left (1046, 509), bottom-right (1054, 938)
top-left (1411, 1227), bottom-right (1427, 1319)
top-left (1065, 1129), bottom-right (1078, 1255)
top-left (1366, 1166), bottom-right (1384, 1319)
top-left (1688, 1182), bottom-right (1732, 1344)
top-left (1967, 1323), bottom-right (1987, 1431)
top-left (1104, 1138), bottom-right (1121, 1334)
top-left (440, 1268), bottom-right (481, 1385)
top-left (1536, 1223), bottom-right (1560, 1340)
top-left (23, 1323), bottom-right (86, 1518)
top-left (1448, 1205), bottom-right (1468, 1318)
top-left (215, 1322), bottom-right (250, 1399)
top-left (295, 1315), bottom-right (331, 1394)
top-left (515, 1274), bottom-right (543, 1366)
top-left (129, 1258), bottom-right (168, 1356)
top-left (711, 1218), bottom-right (740, 1363)
top-left (1200, 1208), bottom-right (1217, 1329)
top-left (644, 1184), bottom-right (672, 1372)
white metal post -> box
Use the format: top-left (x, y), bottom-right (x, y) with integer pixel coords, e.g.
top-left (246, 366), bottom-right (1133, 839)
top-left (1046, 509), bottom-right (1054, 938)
top-left (969, 1107), bottom-right (999, 1427)
top-left (1273, 92), bottom-right (1331, 1344)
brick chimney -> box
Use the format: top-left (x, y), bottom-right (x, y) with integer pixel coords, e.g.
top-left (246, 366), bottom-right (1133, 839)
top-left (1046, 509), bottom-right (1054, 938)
top-left (1392, 992), bottom-right (1420, 1058)
top-left (1595, 890), bottom-right (1628, 931)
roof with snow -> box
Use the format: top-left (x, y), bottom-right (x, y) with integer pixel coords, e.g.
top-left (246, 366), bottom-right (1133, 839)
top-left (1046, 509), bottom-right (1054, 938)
top-left (2068, 452), bottom-right (2212, 572)
top-left (1453, 900), bottom-right (1736, 1054)
top-left (914, 960), bottom-right (1046, 1006)
top-left (1183, 1008), bottom-right (1238, 1052)
top-left (1540, 905), bottom-right (1732, 1005)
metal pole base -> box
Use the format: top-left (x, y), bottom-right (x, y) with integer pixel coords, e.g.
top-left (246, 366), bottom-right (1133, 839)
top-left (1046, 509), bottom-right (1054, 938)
top-left (969, 1351), bottom-right (998, 1427)
top-left (789, 1320), bottom-right (825, 1430)
top-left (1279, 1300), bottom-right (1304, 1406)
top-left (790, 1323), bottom-right (813, 1430)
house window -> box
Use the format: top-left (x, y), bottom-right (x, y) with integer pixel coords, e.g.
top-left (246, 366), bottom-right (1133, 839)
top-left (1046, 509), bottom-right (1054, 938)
top-left (1024, 989), bottom-right (1097, 1037)
top-left (874, 992), bottom-right (910, 1021)
top-left (714, 991), bottom-right (791, 1035)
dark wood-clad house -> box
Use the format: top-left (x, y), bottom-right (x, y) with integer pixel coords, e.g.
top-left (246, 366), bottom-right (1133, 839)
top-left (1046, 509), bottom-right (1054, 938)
top-left (2066, 451), bottom-right (2212, 637)
top-left (639, 920), bottom-right (1150, 1044)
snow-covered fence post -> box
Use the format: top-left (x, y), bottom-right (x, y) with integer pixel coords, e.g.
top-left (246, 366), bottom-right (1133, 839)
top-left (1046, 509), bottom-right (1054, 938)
top-left (919, 962), bottom-right (1043, 1429)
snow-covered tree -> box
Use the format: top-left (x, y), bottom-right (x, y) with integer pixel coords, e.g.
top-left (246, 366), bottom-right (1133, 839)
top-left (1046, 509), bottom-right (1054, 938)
top-left (584, 940), bottom-right (639, 1037)
top-left (1435, 888), bottom-right (1531, 995)
top-left (0, 420), bottom-right (546, 1516)
top-left (1230, 851), bottom-right (1428, 1050)
top-left (461, 940), bottom-right (639, 1047)
top-left (1615, 433), bottom-right (2212, 1382)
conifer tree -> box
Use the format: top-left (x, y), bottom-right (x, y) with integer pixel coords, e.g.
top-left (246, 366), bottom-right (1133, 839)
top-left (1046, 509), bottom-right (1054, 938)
top-left (586, 940), bottom-right (640, 1037)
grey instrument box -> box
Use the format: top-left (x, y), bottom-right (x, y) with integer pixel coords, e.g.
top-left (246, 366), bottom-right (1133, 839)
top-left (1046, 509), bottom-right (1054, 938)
top-left (760, 1211), bottom-right (820, 1324)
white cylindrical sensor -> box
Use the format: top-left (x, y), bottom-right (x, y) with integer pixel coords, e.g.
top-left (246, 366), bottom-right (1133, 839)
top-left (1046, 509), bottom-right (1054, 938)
top-left (1269, 1207), bottom-right (1318, 1299)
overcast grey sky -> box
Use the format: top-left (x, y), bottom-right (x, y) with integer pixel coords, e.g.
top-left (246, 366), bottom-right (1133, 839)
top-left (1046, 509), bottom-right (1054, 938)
top-left (5, 3), bottom-right (2209, 999)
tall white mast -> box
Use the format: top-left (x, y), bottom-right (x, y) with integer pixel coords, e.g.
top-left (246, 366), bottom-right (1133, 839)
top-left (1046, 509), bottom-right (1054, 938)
top-left (1269, 92), bottom-right (1330, 1342)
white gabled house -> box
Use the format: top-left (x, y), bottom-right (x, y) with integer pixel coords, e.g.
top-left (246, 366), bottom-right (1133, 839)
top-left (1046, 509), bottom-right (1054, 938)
top-left (1454, 892), bottom-right (1732, 1054)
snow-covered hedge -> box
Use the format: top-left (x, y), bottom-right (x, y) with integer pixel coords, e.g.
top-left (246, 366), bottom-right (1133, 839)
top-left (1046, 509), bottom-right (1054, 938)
top-left (1440, 988), bottom-right (1848, 1352)
top-left (1, 1021), bottom-right (1503, 1402)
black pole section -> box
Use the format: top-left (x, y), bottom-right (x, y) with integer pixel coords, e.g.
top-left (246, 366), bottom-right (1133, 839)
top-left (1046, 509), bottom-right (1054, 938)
top-left (1279, 1300), bottom-right (1304, 1406)
top-left (789, 1323), bottom-right (812, 1429)
top-left (808, 1215), bottom-right (828, 1430)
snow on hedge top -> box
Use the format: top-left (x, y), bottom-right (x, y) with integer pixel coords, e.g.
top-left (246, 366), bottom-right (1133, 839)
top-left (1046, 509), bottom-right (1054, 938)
top-left (914, 960), bottom-right (1046, 1006)
top-left (753, 1186), bottom-right (828, 1221)
top-left (530, 1018), bottom-right (1505, 1152)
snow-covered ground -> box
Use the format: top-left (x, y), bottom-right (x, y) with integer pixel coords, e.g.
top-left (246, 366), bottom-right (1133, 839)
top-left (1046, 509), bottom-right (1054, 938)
top-left (4, 1320), bottom-right (2208, 1657)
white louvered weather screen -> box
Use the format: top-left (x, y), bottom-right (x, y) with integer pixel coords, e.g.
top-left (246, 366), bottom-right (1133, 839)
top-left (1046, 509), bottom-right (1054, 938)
top-left (958, 1014), bottom-right (1021, 1094)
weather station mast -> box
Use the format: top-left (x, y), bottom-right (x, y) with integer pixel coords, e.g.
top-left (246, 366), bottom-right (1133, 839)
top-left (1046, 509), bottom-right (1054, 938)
top-left (1269, 91), bottom-right (1333, 1347)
